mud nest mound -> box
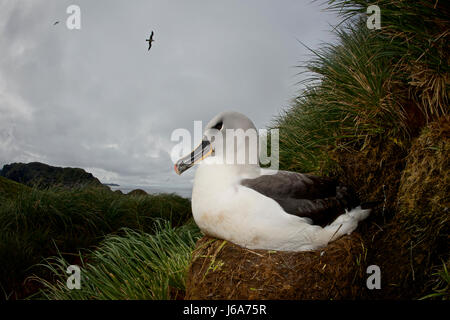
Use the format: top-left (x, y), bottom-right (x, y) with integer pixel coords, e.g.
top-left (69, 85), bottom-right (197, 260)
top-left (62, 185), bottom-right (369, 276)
top-left (185, 234), bottom-right (367, 300)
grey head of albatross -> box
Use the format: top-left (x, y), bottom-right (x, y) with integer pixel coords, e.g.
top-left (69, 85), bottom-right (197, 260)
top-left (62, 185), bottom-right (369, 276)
top-left (174, 111), bottom-right (260, 175)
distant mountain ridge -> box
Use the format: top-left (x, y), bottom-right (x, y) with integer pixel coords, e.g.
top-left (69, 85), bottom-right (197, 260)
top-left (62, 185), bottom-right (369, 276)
top-left (0, 162), bottom-right (104, 189)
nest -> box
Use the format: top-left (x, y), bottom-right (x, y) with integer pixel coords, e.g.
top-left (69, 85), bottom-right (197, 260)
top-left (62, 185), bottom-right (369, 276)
top-left (185, 233), bottom-right (367, 300)
top-left (185, 117), bottom-right (449, 300)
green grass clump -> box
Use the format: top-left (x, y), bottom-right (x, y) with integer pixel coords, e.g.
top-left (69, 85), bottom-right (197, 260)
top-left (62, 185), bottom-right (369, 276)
top-left (420, 261), bottom-right (450, 300)
top-left (0, 181), bottom-right (192, 299)
top-left (328, 0), bottom-right (449, 119)
top-left (275, 1), bottom-right (448, 174)
top-left (0, 176), bottom-right (30, 198)
top-left (31, 220), bottom-right (202, 300)
top-left (276, 21), bottom-right (403, 173)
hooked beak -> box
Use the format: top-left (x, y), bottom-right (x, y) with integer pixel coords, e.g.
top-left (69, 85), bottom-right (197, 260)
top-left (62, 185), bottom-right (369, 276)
top-left (174, 140), bottom-right (212, 175)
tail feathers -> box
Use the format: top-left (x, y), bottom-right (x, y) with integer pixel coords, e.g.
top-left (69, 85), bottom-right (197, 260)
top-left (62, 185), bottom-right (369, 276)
top-left (346, 206), bottom-right (371, 222)
top-left (323, 206), bottom-right (371, 242)
top-left (303, 206), bottom-right (371, 250)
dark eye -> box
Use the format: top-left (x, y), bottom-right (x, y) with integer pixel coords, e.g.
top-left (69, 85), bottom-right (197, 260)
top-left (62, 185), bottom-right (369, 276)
top-left (212, 121), bottom-right (223, 130)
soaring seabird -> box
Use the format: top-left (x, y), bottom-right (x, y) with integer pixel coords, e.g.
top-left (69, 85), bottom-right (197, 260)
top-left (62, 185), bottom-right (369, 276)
top-left (146, 31), bottom-right (155, 51)
top-left (174, 111), bottom-right (370, 252)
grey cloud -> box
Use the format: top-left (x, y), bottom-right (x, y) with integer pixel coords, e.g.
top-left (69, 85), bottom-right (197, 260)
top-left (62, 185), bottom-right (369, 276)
top-left (0, 0), bottom-right (339, 191)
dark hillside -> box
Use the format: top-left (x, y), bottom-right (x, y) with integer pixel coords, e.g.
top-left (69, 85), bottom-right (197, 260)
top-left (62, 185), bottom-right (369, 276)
top-left (0, 162), bottom-right (104, 189)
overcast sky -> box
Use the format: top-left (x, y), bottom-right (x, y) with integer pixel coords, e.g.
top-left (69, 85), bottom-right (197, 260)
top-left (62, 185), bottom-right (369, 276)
top-left (0, 0), bottom-right (339, 193)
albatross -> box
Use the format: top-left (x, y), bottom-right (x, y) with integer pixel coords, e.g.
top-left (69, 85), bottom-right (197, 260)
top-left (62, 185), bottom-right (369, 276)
top-left (146, 31), bottom-right (155, 51)
top-left (174, 111), bottom-right (370, 252)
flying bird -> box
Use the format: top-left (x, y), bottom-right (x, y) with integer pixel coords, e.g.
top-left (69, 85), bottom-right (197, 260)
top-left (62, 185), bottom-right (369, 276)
top-left (53, 21), bottom-right (60, 25)
top-left (146, 31), bottom-right (155, 51)
top-left (174, 111), bottom-right (371, 252)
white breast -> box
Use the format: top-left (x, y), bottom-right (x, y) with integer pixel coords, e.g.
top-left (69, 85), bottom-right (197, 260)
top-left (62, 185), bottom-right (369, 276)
top-left (191, 163), bottom-right (328, 251)
top-left (191, 163), bottom-right (370, 251)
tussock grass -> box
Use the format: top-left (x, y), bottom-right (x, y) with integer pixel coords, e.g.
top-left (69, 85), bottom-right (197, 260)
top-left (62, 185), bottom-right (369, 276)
top-left (31, 220), bottom-right (201, 300)
top-left (0, 182), bottom-right (192, 299)
top-left (275, 0), bottom-right (448, 174)
top-left (327, 0), bottom-right (449, 120)
top-left (273, 1), bottom-right (449, 299)
top-left (276, 21), bottom-right (404, 173)
top-left (420, 261), bottom-right (450, 300)
top-left (0, 176), bottom-right (29, 198)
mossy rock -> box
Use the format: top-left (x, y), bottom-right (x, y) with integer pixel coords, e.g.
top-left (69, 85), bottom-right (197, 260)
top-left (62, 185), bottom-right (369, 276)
top-left (186, 234), bottom-right (367, 300)
top-left (367, 117), bottom-right (449, 298)
top-left (330, 137), bottom-right (408, 217)
top-left (397, 116), bottom-right (449, 219)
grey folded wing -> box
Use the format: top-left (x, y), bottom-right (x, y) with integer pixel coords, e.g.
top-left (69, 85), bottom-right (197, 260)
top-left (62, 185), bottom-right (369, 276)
top-left (240, 170), bottom-right (356, 226)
